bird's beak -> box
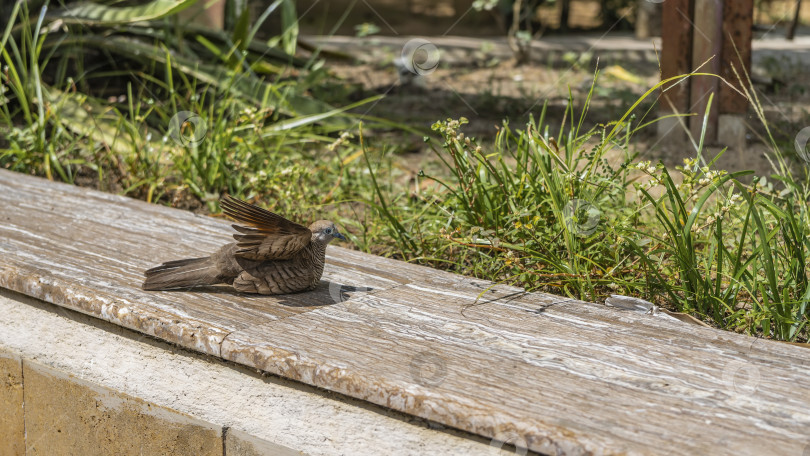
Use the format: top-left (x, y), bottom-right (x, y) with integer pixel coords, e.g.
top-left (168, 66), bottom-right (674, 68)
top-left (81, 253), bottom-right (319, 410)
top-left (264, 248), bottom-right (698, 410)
top-left (334, 231), bottom-right (347, 241)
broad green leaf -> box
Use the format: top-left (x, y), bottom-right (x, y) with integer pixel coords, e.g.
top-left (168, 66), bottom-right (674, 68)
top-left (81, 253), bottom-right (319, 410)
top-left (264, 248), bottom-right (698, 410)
top-left (55, 0), bottom-right (199, 25)
top-left (280, 0), bottom-right (298, 55)
top-left (231, 4), bottom-right (251, 51)
top-left (265, 95), bottom-right (383, 133)
top-left (48, 35), bottom-right (334, 118)
top-left (43, 86), bottom-right (154, 156)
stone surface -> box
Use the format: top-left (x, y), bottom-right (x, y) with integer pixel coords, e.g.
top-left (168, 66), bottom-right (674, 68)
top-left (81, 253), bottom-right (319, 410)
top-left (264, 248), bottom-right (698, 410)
top-left (22, 360), bottom-right (222, 456)
top-left (225, 428), bottom-right (305, 456)
top-left (717, 113), bottom-right (748, 152)
top-left (655, 114), bottom-right (689, 146)
top-left (305, 33), bottom-right (810, 67)
top-left (0, 289), bottom-right (514, 456)
top-left (0, 351), bottom-right (24, 456)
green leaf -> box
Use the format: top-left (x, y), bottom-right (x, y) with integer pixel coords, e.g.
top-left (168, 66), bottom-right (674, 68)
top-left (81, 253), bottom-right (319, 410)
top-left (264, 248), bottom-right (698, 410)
top-left (55, 0), bottom-right (199, 25)
top-left (43, 86), bottom-right (148, 156)
top-left (232, 4), bottom-right (251, 51)
top-left (279, 0), bottom-right (298, 55)
top-left (47, 35), bottom-right (332, 117)
top-left (264, 95), bottom-right (384, 133)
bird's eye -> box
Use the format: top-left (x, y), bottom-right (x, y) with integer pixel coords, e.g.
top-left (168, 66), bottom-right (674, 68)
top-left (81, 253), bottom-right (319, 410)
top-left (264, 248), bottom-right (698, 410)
top-left (324, 227), bottom-right (332, 234)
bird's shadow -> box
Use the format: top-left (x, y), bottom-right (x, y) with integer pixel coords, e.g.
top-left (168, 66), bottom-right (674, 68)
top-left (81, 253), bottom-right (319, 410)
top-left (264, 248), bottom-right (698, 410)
top-left (273, 281), bottom-right (374, 308)
top-left (151, 280), bottom-right (373, 308)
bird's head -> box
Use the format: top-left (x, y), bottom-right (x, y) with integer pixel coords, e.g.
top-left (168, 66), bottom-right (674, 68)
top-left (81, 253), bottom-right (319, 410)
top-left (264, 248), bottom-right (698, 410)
top-left (309, 220), bottom-right (347, 245)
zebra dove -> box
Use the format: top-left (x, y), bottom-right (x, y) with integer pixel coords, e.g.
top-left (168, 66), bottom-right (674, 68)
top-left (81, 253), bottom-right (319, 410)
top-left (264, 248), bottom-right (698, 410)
top-left (142, 195), bottom-right (346, 294)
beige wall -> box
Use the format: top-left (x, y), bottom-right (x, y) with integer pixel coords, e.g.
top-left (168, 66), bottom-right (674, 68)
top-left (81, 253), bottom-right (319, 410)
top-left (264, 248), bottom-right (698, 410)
top-left (0, 353), bottom-right (300, 456)
top-left (0, 353), bottom-right (24, 456)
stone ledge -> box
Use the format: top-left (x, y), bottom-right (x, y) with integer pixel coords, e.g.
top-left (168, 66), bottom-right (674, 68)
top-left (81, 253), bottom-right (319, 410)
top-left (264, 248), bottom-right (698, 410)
top-left (0, 288), bottom-right (515, 456)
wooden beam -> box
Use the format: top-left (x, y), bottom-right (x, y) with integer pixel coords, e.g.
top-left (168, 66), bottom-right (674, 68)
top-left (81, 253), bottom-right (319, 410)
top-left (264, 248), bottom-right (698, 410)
top-left (719, 0), bottom-right (754, 114)
top-left (689, 0), bottom-right (723, 141)
top-left (660, 0), bottom-right (694, 115)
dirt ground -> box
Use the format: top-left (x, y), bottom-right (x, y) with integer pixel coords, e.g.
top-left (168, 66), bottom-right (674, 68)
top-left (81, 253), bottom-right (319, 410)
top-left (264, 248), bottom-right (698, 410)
top-left (287, 0), bottom-right (810, 182)
top-left (313, 34), bottom-right (810, 184)
top-left (295, 0), bottom-right (810, 37)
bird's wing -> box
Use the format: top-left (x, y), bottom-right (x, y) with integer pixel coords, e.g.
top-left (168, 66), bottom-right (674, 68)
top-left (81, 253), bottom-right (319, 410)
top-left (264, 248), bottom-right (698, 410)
top-left (220, 195), bottom-right (311, 260)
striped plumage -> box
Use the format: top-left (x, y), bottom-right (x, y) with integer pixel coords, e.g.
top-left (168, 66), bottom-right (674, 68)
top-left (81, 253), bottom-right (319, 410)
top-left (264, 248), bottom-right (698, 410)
top-left (142, 195), bottom-right (345, 295)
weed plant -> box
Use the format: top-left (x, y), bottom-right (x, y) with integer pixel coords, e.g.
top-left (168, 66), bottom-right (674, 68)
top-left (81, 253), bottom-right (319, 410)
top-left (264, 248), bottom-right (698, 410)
top-left (360, 72), bottom-right (810, 342)
top-left (0, 0), bottom-right (376, 215)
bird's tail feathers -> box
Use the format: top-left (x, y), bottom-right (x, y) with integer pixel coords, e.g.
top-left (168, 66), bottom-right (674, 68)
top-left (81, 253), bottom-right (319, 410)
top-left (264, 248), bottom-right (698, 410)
top-left (142, 257), bottom-right (219, 290)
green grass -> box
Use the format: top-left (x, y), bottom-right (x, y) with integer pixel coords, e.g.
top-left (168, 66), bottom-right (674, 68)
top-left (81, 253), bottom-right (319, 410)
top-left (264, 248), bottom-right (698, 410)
top-left (357, 72), bottom-right (810, 342)
top-left (0, 0), bottom-right (377, 213)
top-left (2, 1), bottom-right (810, 343)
